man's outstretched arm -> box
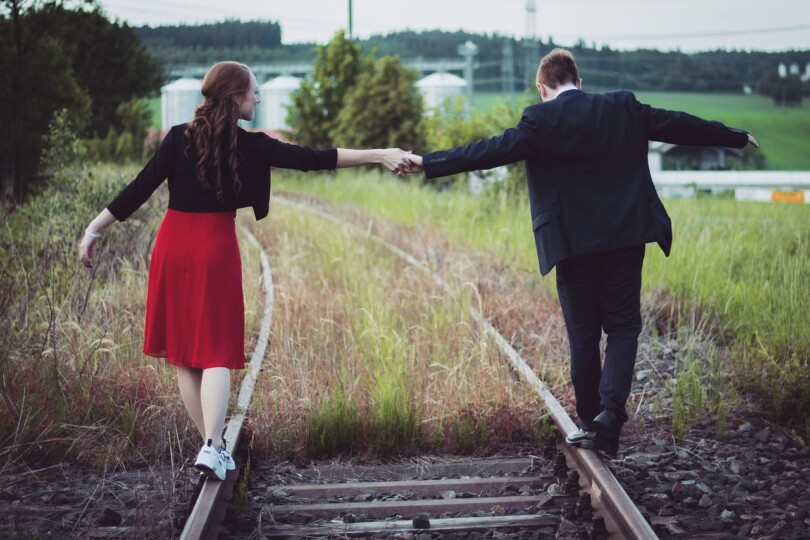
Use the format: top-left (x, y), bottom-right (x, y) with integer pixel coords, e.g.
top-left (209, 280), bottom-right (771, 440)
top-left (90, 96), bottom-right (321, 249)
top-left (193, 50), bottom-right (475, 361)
top-left (415, 127), bottom-right (535, 180)
top-left (633, 93), bottom-right (758, 149)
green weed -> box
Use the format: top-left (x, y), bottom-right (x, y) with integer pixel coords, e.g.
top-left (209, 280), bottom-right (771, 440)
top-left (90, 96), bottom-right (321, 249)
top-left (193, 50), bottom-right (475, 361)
top-left (305, 389), bottom-right (360, 459)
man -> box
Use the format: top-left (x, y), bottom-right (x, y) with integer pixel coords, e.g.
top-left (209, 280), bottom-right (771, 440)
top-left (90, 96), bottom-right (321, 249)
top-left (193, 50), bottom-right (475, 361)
top-left (404, 49), bottom-right (758, 457)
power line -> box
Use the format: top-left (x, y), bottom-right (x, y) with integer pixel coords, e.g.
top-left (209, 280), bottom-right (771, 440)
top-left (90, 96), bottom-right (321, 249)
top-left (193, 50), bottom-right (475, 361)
top-left (97, 0), bottom-right (810, 49)
top-left (577, 24), bottom-right (810, 42)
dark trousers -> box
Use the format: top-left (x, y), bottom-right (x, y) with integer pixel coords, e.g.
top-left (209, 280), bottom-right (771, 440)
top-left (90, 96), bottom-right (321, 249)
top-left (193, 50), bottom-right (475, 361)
top-left (555, 245), bottom-right (645, 429)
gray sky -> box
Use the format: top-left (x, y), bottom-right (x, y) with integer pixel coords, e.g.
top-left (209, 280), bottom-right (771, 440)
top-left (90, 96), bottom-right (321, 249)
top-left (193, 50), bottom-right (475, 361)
top-left (98, 0), bottom-right (810, 52)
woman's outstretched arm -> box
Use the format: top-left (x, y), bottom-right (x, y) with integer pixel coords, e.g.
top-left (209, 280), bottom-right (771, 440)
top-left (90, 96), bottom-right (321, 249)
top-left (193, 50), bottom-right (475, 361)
top-left (336, 148), bottom-right (416, 176)
top-left (78, 208), bottom-right (117, 268)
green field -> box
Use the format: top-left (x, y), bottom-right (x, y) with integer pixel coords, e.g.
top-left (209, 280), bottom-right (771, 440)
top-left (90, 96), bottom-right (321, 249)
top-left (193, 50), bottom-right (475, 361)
top-left (474, 90), bottom-right (810, 170)
top-left (635, 92), bottom-right (810, 171)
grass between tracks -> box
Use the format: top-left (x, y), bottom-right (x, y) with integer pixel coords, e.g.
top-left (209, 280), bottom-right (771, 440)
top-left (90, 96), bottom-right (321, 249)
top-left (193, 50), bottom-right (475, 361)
top-left (273, 169), bottom-right (810, 443)
top-left (246, 204), bottom-right (545, 460)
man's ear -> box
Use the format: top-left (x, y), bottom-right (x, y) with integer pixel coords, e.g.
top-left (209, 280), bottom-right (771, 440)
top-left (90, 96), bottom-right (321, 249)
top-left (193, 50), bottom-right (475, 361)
top-left (576, 78), bottom-right (583, 90)
top-left (538, 83), bottom-right (549, 100)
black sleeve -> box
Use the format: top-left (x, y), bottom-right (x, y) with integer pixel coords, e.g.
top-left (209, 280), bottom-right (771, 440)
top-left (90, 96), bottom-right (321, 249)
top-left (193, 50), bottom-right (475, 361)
top-left (259, 134), bottom-right (337, 171)
top-left (422, 126), bottom-right (534, 180)
top-left (107, 130), bottom-right (174, 221)
top-left (631, 93), bottom-right (748, 148)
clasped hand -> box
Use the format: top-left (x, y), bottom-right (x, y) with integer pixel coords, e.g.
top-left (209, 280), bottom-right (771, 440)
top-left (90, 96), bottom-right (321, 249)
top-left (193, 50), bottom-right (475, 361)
top-left (380, 148), bottom-right (423, 177)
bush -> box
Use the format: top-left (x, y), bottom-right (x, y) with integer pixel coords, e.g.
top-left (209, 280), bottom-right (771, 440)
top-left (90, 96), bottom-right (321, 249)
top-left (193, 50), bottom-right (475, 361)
top-left (0, 110), bottom-right (176, 467)
top-left (423, 95), bottom-right (531, 202)
top-left (84, 98), bottom-right (153, 163)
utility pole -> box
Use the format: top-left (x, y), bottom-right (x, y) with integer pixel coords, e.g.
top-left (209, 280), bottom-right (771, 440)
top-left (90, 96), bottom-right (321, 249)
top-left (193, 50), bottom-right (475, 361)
top-left (348, 0), bottom-right (353, 40)
top-left (457, 40), bottom-right (478, 114)
top-left (502, 38), bottom-right (515, 107)
top-left (524, 0), bottom-right (537, 87)
top-left (525, 0), bottom-right (536, 42)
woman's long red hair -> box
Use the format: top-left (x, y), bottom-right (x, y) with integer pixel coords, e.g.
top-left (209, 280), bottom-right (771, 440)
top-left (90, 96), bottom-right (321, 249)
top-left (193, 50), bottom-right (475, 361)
top-left (184, 61), bottom-right (251, 201)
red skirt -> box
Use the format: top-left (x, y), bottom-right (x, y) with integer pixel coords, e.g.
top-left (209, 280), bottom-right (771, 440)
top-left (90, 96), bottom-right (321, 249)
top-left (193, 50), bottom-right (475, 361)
top-left (143, 209), bottom-right (246, 369)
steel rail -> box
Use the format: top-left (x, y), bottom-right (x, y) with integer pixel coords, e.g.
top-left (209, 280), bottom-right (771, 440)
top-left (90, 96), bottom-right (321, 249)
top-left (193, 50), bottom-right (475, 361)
top-left (277, 196), bottom-right (658, 539)
top-left (180, 228), bottom-right (275, 540)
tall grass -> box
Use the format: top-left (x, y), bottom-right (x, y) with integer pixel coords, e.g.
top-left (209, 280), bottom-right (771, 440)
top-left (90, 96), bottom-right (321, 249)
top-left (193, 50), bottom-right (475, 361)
top-left (274, 170), bottom-right (810, 440)
top-left (0, 121), bottom-right (263, 469)
top-left (246, 203), bottom-right (544, 460)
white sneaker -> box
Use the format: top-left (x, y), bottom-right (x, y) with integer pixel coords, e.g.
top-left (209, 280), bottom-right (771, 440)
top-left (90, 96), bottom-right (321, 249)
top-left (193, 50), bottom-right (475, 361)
top-left (194, 440), bottom-right (226, 481)
top-left (219, 447), bottom-right (236, 471)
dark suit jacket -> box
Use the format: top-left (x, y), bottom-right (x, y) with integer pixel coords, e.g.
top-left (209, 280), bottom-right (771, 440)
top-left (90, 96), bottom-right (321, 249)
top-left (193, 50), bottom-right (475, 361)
top-left (422, 90), bottom-right (749, 275)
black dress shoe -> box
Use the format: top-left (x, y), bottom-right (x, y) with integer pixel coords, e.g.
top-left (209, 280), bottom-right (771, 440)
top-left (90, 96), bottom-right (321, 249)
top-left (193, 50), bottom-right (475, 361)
top-left (592, 409), bottom-right (620, 458)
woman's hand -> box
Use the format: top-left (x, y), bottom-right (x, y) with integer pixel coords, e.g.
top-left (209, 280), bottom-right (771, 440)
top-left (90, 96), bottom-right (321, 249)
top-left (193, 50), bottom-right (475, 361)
top-left (78, 209), bottom-right (117, 269)
top-left (380, 148), bottom-right (410, 176)
top-left (78, 230), bottom-right (98, 269)
top-left (379, 148), bottom-right (421, 177)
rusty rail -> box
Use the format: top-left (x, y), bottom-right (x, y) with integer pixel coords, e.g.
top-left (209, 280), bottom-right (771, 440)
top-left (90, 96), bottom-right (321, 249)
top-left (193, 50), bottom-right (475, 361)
top-left (180, 228), bottom-right (274, 540)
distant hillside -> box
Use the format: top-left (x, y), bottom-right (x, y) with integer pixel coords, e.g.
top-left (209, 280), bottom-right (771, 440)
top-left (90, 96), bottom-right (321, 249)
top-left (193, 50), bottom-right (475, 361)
top-left (134, 21), bottom-right (810, 94)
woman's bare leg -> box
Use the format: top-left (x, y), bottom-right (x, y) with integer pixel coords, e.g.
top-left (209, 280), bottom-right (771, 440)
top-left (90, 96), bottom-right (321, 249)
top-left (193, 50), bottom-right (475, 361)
top-left (175, 366), bottom-right (205, 441)
top-left (201, 367), bottom-right (230, 450)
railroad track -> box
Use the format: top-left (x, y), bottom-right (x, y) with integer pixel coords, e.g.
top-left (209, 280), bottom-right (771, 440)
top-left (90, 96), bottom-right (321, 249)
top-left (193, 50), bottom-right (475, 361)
top-left (179, 200), bottom-right (657, 539)
top-left (179, 229), bottom-right (274, 540)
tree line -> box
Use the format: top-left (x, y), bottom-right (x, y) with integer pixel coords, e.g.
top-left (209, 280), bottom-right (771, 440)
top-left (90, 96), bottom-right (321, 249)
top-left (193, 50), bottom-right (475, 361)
top-left (135, 22), bottom-right (810, 95)
top-left (2, 8), bottom-right (804, 204)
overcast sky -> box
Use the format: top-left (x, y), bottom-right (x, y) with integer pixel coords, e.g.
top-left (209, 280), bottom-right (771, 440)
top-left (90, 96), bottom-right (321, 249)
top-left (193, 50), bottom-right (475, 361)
top-left (97, 0), bottom-right (809, 52)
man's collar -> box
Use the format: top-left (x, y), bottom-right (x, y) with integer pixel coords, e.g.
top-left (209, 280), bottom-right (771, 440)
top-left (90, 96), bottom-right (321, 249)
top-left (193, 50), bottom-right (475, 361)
top-left (556, 84), bottom-right (579, 96)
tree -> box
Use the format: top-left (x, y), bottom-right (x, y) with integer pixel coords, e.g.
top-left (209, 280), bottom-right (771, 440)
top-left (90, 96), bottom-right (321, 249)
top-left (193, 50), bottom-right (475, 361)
top-left (772, 75), bottom-right (803, 107)
top-left (0, 1), bottom-right (161, 202)
top-left (332, 56), bottom-right (425, 151)
top-left (757, 70), bottom-right (803, 107)
top-left (0, 0), bottom-right (91, 202)
top-left (31, 5), bottom-right (162, 137)
top-left (287, 30), bottom-right (371, 147)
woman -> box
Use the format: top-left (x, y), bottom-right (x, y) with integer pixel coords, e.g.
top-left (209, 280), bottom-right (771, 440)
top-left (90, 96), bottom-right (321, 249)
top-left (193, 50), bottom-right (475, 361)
top-left (78, 61), bottom-right (414, 481)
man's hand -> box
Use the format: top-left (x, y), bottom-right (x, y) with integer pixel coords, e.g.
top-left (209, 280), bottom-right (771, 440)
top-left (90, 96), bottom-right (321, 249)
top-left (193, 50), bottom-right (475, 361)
top-left (399, 153), bottom-right (423, 174)
top-left (747, 134), bottom-right (760, 148)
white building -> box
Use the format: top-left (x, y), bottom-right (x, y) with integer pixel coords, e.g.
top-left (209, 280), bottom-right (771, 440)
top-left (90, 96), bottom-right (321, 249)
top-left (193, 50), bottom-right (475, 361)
top-left (416, 72), bottom-right (468, 111)
top-left (161, 78), bottom-right (202, 130)
top-left (258, 75), bottom-right (301, 130)
top-left (647, 141), bottom-right (742, 173)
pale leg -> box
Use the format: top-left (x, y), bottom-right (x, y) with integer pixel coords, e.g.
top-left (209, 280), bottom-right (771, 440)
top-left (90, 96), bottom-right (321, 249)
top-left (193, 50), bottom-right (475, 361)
top-left (175, 366), bottom-right (205, 441)
top-left (201, 367), bottom-right (230, 450)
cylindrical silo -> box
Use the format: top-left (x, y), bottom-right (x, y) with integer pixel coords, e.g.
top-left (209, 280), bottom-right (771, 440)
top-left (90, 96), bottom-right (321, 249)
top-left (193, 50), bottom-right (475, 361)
top-left (161, 78), bottom-right (202, 130)
top-left (258, 75), bottom-right (301, 130)
top-left (416, 72), bottom-right (468, 111)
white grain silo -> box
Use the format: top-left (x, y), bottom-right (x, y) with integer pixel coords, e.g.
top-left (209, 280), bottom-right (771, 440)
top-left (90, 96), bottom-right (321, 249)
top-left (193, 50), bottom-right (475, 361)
top-left (416, 72), bottom-right (468, 111)
top-left (161, 78), bottom-right (202, 130)
top-left (259, 75), bottom-right (301, 130)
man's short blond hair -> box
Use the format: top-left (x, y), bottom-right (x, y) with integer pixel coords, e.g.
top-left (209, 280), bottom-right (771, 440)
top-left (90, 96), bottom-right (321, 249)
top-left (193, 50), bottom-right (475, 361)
top-left (537, 49), bottom-right (580, 89)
